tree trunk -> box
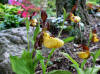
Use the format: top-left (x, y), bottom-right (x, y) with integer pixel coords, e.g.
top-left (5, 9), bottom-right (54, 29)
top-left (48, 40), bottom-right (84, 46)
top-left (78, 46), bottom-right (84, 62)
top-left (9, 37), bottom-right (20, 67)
top-left (56, 0), bottom-right (92, 25)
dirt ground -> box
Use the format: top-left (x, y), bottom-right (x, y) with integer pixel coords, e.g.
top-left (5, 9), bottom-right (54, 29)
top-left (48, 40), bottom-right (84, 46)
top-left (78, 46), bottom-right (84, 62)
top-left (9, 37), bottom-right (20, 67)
top-left (35, 14), bottom-right (100, 74)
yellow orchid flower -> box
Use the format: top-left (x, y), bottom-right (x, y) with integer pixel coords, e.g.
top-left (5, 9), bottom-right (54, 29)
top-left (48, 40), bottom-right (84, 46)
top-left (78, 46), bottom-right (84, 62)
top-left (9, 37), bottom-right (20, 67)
top-left (73, 16), bottom-right (81, 23)
top-left (70, 16), bottom-right (75, 22)
top-left (70, 13), bottom-right (81, 23)
top-left (92, 34), bottom-right (99, 42)
top-left (77, 51), bottom-right (90, 59)
top-left (43, 32), bottom-right (64, 48)
top-left (30, 19), bottom-right (37, 26)
top-left (97, 8), bottom-right (100, 12)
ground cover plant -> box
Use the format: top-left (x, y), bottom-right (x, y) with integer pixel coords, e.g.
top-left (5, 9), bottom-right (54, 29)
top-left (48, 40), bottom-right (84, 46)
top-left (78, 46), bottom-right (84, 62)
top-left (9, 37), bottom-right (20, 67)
top-left (0, 0), bottom-right (40, 30)
top-left (0, 0), bottom-right (100, 74)
top-left (0, 3), bottom-right (24, 30)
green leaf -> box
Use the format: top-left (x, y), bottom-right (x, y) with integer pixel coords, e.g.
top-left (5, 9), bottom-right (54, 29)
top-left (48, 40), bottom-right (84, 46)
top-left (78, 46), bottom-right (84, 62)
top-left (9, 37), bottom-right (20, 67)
top-left (48, 70), bottom-right (72, 74)
top-left (71, 64), bottom-right (84, 74)
top-left (33, 24), bottom-right (40, 41)
top-left (94, 49), bottom-right (100, 61)
top-left (85, 66), bottom-right (100, 74)
top-left (93, 49), bottom-right (100, 62)
top-left (33, 50), bottom-right (44, 71)
top-left (30, 36), bottom-right (35, 46)
top-left (65, 26), bottom-right (73, 31)
top-left (25, 17), bottom-right (30, 31)
top-left (63, 37), bottom-right (75, 43)
top-left (88, 28), bottom-right (92, 46)
top-left (46, 48), bottom-right (56, 67)
top-left (57, 8), bottom-right (69, 37)
top-left (10, 50), bottom-right (44, 74)
top-left (40, 59), bottom-right (46, 74)
top-left (61, 52), bottom-right (79, 68)
top-left (10, 51), bottom-right (34, 74)
top-left (81, 59), bottom-right (87, 69)
top-left (63, 8), bottom-right (69, 21)
top-left (10, 56), bottom-right (30, 74)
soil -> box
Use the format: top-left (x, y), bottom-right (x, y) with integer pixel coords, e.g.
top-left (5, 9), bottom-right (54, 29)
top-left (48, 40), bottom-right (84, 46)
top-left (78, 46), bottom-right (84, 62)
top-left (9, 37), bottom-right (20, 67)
top-left (35, 14), bottom-right (100, 74)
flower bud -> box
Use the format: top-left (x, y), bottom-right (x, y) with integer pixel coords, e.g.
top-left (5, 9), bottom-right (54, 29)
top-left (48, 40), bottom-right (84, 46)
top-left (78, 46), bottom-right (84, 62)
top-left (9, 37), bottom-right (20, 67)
top-left (77, 51), bottom-right (90, 59)
top-left (30, 18), bottom-right (37, 26)
top-left (73, 16), bottom-right (81, 23)
top-left (92, 34), bottom-right (99, 42)
top-left (70, 15), bottom-right (81, 23)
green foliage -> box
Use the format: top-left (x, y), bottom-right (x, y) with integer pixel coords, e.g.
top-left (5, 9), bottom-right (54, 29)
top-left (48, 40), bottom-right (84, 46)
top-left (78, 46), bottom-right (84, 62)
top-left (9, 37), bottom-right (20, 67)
top-left (81, 59), bottom-right (87, 69)
top-left (10, 50), bottom-right (44, 74)
top-left (0, 4), bottom-right (24, 30)
top-left (63, 8), bottom-right (69, 21)
top-left (85, 66), bottom-right (100, 74)
top-left (91, 49), bottom-right (100, 63)
top-left (46, 48), bottom-right (56, 68)
top-left (63, 37), bottom-right (75, 43)
top-left (25, 17), bottom-right (30, 31)
top-left (58, 8), bottom-right (69, 37)
top-left (40, 59), bottom-right (46, 74)
top-left (25, 17), bottom-right (30, 50)
top-left (61, 49), bottom-right (100, 74)
top-left (88, 28), bottom-right (93, 46)
top-left (10, 51), bottom-right (34, 74)
top-left (31, 0), bottom-right (41, 7)
top-left (33, 24), bottom-right (40, 42)
top-left (0, 22), bottom-right (5, 30)
top-left (71, 64), bottom-right (84, 74)
top-left (33, 50), bottom-right (44, 71)
top-left (72, 64), bottom-right (100, 74)
top-left (87, 0), bottom-right (100, 5)
top-left (61, 52), bottom-right (79, 68)
top-left (30, 24), bottom-right (40, 48)
top-left (47, 0), bottom-right (56, 17)
top-left (93, 50), bottom-right (100, 62)
top-left (48, 70), bottom-right (72, 74)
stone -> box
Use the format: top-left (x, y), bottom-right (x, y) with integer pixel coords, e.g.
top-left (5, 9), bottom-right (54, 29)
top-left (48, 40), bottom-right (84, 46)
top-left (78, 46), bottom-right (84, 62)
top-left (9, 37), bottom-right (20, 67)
top-left (95, 12), bottom-right (100, 18)
top-left (0, 27), bottom-right (34, 74)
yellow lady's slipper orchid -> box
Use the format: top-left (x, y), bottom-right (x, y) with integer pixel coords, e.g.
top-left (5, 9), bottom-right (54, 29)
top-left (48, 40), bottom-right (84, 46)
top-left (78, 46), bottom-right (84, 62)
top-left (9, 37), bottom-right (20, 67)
top-left (77, 51), bottom-right (90, 59)
top-left (43, 32), bottom-right (64, 48)
top-left (30, 19), bottom-right (37, 26)
top-left (92, 34), bottom-right (99, 42)
top-left (70, 13), bottom-right (74, 17)
top-left (70, 16), bottom-right (75, 22)
top-left (97, 8), bottom-right (100, 12)
top-left (73, 16), bottom-right (81, 23)
top-left (70, 14), bottom-right (81, 23)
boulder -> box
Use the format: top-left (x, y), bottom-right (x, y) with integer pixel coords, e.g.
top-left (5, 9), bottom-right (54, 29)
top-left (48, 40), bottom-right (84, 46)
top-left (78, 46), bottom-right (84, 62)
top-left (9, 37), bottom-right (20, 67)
top-left (95, 12), bottom-right (100, 18)
top-left (0, 27), bottom-right (34, 74)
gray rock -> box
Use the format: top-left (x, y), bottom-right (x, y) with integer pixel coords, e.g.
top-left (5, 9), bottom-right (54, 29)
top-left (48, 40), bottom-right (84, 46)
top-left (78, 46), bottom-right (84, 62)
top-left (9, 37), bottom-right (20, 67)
top-left (0, 27), bottom-right (34, 74)
top-left (95, 12), bottom-right (100, 18)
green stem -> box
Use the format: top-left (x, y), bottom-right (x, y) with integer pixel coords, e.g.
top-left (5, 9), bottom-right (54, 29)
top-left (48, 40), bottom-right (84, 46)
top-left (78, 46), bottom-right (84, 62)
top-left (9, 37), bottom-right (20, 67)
top-left (27, 31), bottom-right (30, 51)
top-left (45, 48), bottom-right (56, 68)
top-left (90, 62), bottom-right (95, 74)
top-left (79, 25), bottom-right (82, 44)
top-left (58, 22), bottom-right (64, 38)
